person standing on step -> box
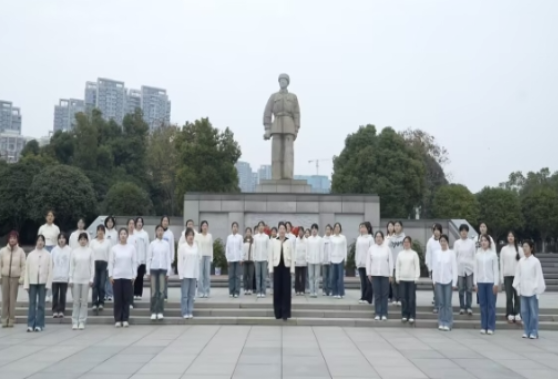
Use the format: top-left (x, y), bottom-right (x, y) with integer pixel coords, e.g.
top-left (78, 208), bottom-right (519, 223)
top-left (513, 240), bottom-right (546, 339)
top-left (501, 231), bottom-right (524, 323)
top-left (109, 228), bottom-right (137, 328)
top-left (425, 223), bottom-right (443, 313)
top-left (306, 224), bottom-right (322, 298)
top-left (125, 219), bottom-right (138, 309)
top-left (147, 225), bottom-right (172, 320)
top-left (474, 235), bottom-right (499, 335)
top-left (396, 236), bottom-right (420, 324)
top-left (38, 210), bottom-right (60, 303)
top-left (330, 223), bottom-right (347, 299)
top-left (69, 218), bottom-right (90, 250)
top-left (367, 231), bottom-right (393, 321)
top-left (254, 221), bottom-right (269, 298)
top-left (433, 234), bottom-right (458, 331)
top-left (321, 224), bottom-right (333, 296)
top-left (454, 224), bottom-right (476, 316)
top-left (268, 226), bottom-right (278, 295)
top-left (196, 220), bottom-right (213, 298)
top-left (355, 222), bottom-right (373, 304)
top-left (294, 227), bottom-right (308, 296)
top-left (389, 221), bottom-right (406, 306)
top-left (243, 227), bottom-right (255, 295)
top-left (226, 222), bottom-right (243, 298)
top-left (51, 233), bottom-right (71, 319)
top-left (269, 222), bottom-right (295, 321)
top-left (103, 216), bottom-right (117, 302)
top-left (133, 217), bottom-right (150, 301)
top-left (24, 235), bottom-right (53, 332)
top-left (161, 216), bottom-right (175, 301)
top-left (0, 231), bottom-right (26, 328)
top-left (69, 233), bottom-right (94, 330)
top-left (178, 228), bottom-right (200, 319)
top-left (90, 225), bottom-right (111, 312)
top-left (385, 221), bottom-right (394, 302)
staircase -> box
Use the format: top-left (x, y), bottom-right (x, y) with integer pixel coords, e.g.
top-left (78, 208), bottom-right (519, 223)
top-left (539, 254), bottom-right (558, 291)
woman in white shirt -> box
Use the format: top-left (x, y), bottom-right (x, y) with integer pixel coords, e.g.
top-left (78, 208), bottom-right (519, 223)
top-left (243, 227), bottom-right (256, 295)
top-left (253, 222), bottom-right (269, 298)
top-left (330, 223), bottom-right (347, 299)
top-left (69, 218), bottom-right (90, 250)
top-left (396, 236), bottom-right (420, 324)
top-left (133, 217), bottom-right (150, 300)
top-left (474, 235), bottom-right (499, 335)
top-left (513, 241), bottom-right (546, 339)
top-left (161, 216), bottom-right (175, 300)
top-left (355, 222), bottom-right (373, 304)
top-left (38, 210), bottom-right (60, 253)
top-left (69, 233), bottom-right (94, 330)
top-left (367, 231), bottom-right (393, 320)
top-left (454, 224), bottom-right (476, 315)
top-left (178, 228), bottom-right (200, 319)
top-left (432, 234), bottom-right (458, 331)
top-left (321, 225), bottom-right (333, 296)
top-left (226, 222), bottom-right (243, 298)
top-left (90, 225), bottom-right (112, 311)
top-left (108, 228), bottom-right (137, 328)
top-left (103, 216), bottom-right (117, 301)
top-left (24, 235), bottom-right (53, 332)
top-left (196, 220), bottom-right (214, 298)
top-left (425, 223), bottom-right (443, 313)
top-left (146, 225), bottom-right (172, 320)
top-left (294, 227), bottom-right (307, 296)
top-left (306, 224), bottom-right (322, 298)
top-left (51, 233), bottom-right (71, 319)
top-left (500, 231), bottom-right (524, 323)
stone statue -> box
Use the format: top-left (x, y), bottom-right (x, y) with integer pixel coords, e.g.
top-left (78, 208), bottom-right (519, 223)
top-left (263, 73), bottom-right (300, 180)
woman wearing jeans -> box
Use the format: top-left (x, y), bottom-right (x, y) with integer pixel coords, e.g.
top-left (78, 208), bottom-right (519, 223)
top-left (90, 225), bottom-right (111, 311)
top-left (513, 241), bottom-right (546, 339)
top-left (253, 222), bottom-right (269, 297)
top-left (433, 235), bottom-right (458, 331)
top-left (147, 225), bottom-right (172, 320)
top-left (24, 235), bottom-right (53, 332)
top-left (367, 231), bottom-right (393, 321)
top-left (178, 228), bottom-right (200, 319)
top-left (306, 224), bottom-right (322, 298)
top-left (474, 235), bottom-right (499, 335)
top-left (196, 221), bottom-right (214, 298)
top-left (329, 223), bottom-right (347, 299)
top-left (500, 231), bottom-right (524, 323)
top-left (396, 236), bottom-right (420, 324)
top-left (69, 233), bottom-right (94, 330)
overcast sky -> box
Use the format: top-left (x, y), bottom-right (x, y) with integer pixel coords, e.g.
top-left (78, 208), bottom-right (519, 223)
top-left (1, 0), bottom-right (557, 192)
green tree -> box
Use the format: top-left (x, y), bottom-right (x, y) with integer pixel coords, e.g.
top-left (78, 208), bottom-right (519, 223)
top-left (41, 130), bottom-right (74, 165)
top-left (104, 181), bottom-right (154, 216)
top-left (431, 184), bottom-right (479, 223)
top-left (521, 186), bottom-right (558, 252)
top-left (331, 125), bottom-right (425, 218)
top-left (476, 187), bottom-right (523, 242)
top-left (27, 165), bottom-right (97, 231)
top-left (174, 118), bottom-right (241, 200)
top-left (21, 139), bottom-right (40, 157)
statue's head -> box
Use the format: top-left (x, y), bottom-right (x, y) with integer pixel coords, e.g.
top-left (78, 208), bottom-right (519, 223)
top-left (278, 73), bottom-right (290, 90)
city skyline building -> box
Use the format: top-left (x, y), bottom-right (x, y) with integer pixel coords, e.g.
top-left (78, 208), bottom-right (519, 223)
top-left (53, 98), bottom-right (85, 132)
top-left (0, 100), bottom-right (26, 162)
top-left (141, 85), bottom-right (171, 131)
top-left (0, 100), bottom-right (21, 134)
top-left (235, 161), bottom-right (257, 192)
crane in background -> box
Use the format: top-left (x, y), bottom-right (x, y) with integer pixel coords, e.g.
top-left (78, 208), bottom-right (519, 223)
top-left (308, 158), bottom-right (331, 176)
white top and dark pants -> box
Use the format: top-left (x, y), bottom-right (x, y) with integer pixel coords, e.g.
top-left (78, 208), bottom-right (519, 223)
top-left (147, 238), bottom-right (172, 316)
top-left (454, 238), bottom-right (476, 312)
top-left (104, 228), bottom-right (118, 299)
top-left (321, 236), bottom-right (332, 296)
top-left (24, 249), bottom-right (53, 331)
top-left (50, 245), bottom-right (71, 317)
top-left (396, 248), bottom-right (421, 321)
top-left (90, 238), bottom-right (111, 308)
top-left (294, 237), bottom-right (307, 295)
top-left (355, 235), bottom-right (373, 304)
top-left (253, 233), bottom-right (269, 296)
top-left (432, 248), bottom-right (458, 330)
top-left (133, 229), bottom-right (150, 299)
top-left (425, 237), bottom-right (441, 311)
top-left (366, 243), bottom-right (393, 319)
top-left (388, 233), bottom-right (406, 303)
top-left (69, 246), bottom-right (94, 328)
top-left (330, 234), bottom-right (348, 298)
top-left (513, 255), bottom-right (546, 338)
top-left (226, 233), bottom-right (243, 297)
top-left (474, 248), bottom-right (499, 333)
top-left (500, 245), bottom-right (524, 321)
top-left (269, 237), bottom-right (295, 321)
top-left (178, 242), bottom-right (200, 318)
top-left (243, 238), bottom-right (256, 294)
top-left (109, 243), bottom-right (137, 325)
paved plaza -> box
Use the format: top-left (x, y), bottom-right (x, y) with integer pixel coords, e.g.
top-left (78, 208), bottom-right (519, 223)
top-left (1, 323), bottom-right (558, 379)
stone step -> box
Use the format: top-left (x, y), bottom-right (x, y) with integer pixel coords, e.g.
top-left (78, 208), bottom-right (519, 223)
top-left (12, 316), bottom-right (558, 330)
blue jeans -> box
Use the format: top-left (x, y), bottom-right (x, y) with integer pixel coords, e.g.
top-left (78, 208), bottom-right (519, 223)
top-left (228, 262), bottom-right (241, 295)
top-left (104, 272), bottom-right (113, 298)
top-left (28, 284), bottom-right (46, 329)
top-left (458, 274), bottom-right (473, 310)
top-left (198, 256), bottom-right (211, 296)
top-left (372, 276), bottom-right (389, 317)
top-left (255, 261), bottom-right (268, 295)
top-left (331, 261), bottom-right (345, 296)
top-left (322, 264), bottom-right (331, 295)
top-left (478, 283), bottom-right (496, 331)
top-left (308, 264), bottom-right (321, 295)
top-left (180, 278), bottom-right (196, 316)
top-left (435, 283), bottom-right (453, 328)
top-left (521, 295), bottom-right (539, 337)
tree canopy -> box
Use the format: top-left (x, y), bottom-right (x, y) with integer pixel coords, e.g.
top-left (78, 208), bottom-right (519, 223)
top-left (476, 187), bottom-right (523, 242)
top-left (104, 181), bottom-right (153, 216)
top-left (431, 184), bottom-right (479, 223)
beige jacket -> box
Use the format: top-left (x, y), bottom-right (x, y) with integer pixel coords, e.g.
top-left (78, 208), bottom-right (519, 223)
top-left (0, 244), bottom-right (26, 279)
top-left (23, 249), bottom-right (53, 290)
top-left (268, 237), bottom-right (295, 274)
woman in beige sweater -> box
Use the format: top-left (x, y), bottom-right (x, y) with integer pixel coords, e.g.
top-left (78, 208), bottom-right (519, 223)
top-left (24, 235), bottom-right (53, 332)
top-left (0, 231), bottom-right (26, 328)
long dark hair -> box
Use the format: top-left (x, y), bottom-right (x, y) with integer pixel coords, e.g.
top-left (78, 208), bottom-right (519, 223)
top-left (507, 231), bottom-right (520, 261)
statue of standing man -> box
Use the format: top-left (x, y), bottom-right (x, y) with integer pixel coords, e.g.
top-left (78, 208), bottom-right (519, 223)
top-left (263, 73), bottom-right (301, 180)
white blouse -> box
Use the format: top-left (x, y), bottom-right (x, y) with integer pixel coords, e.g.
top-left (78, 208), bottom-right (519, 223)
top-left (500, 245), bottom-right (524, 280)
top-left (366, 243), bottom-right (393, 277)
top-left (196, 233), bottom-right (214, 259)
top-left (177, 242), bottom-right (200, 280)
top-left (69, 246), bottom-right (95, 284)
top-left (321, 235), bottom-right (331, 264)
top-left (90, 238), bottom-right (112, 262)
top-left (295, 237), bottom-right (307, 266)
top-left (105, 228), bottom-right (118, 247)
top-left (513, 255), bottom-right (546, 297)
top-left (225, 233), bottom-right (243, 262)
top-left (355, 234), bottom-right (373, 268)
top-left (253, 233), bottom-right (269, 262)
top-left (329, 234), bottom-right (347, 264)
top-left (306, 235), bottom-right (322, 264)
top-left (474, 249), bottom-right (500, 285)
top-left (108, 243), bottom-right (137, 280)
top-left (432, 249), bottom-right (458, 286)
top-left (134, 229), bottom-right (150, 264)
top-left (147, 238), bottom-right (172, 273)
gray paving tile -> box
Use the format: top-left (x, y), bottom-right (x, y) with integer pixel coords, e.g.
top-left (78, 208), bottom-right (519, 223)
top-left (233, 363), bottom-right (281, 377)
top-left (185, 363), bottom-right (236, 375)
top-left (79, 375), bottom-right (133, 379)
top-left (373, 366), bottom-right (428, 379)
top-left (419, 368), bottom-right (477, 379)
top-left (410, 358), bottom-right (460, 370)
top-left (131, 375), bottom-right (182, 379)
top-left (512, 369), bottom-right (558, 379)
top-left (136, 362), bottom-right (191, 375)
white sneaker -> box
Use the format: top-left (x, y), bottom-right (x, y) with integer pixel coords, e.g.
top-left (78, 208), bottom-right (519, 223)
top-left (129, 305), bottom-right (134, 309)
top-left (115, 322), bottom-right (122, 328)
top-left (438, 325), bottom-right (444, 331)
top-left (401, 318), bottom-right (407, 322)
top-left (229, 294), bottom-right (233, 298)
top-left (123, 321), bottom-right (129, 328)
top-left (374, 316), bottom-right (380, 321)
top-left (27, 327), bottom-right (33, 332)
top-left (183, 315), bottom-right (189, 319)
top-left (459, 309), bottom-right (465, 315)
top-left (72, 324), bottom-right (78, 330)
top-left (467, 309), bottom-right (473, 315)
top-left (515, 314), bottom-right (522, 322)
top-left (522, 334), bottom-right (528, 338)
top-left (34, 327), bottom-right (42, 332)
top-left (409, 318), bottom-right (415, 324)
top-left (92, 305), bottom-right (98, 311)
top-left (381, 316), bottom-right (387, 321)
top-left (157, 313), bottom-right (164, 320)
top-left (508, 315), bottom-right (514, 322)
top-left (443, 326), bottom-right (450, 331)
top-left (78, 324), bottom-right (85, 330)
top-left (487, 330), bottom-right (494, 335)
top-left (396, 301), bottom-right (401, 307)
top-left (150, 314), bottom-right (157, 320)
top-left (359, 300), bottom-right (364, 304)
top-left (529, 335), bottom-right (537, 339)
top-left (234, 294), bottom-right (238, 298)
top-left (189, 314), bottom-right (194, 319)
top-left (99, 305), bottom-right (104, 310)
top-left (480, 329), bottom-right (486, 335)
top-left (46, 296), bottom-right (52, 303)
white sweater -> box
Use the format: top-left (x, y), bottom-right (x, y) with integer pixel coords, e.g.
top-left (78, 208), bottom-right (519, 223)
top-left (51, 245), bottom-right (72, 283)
top-left (474, 249), bottom-right (499, 285)
top-left (38, 223), bottom-right (60, 247)
top-left (329, 234), bottom-right (347, 264)
top-left (355, 234), bottom-right (373, 268)
top-left (513, 255), bottom-right (546, 297)
top-left (134, 229), bottom-right (150, 264)
top-left (90, 238), bottom-right (112, 262)
top-left (253, 233), bottom-right (269, 262)
top-left (454, 238), bottom-right (476, 276)
top-left (366, 243), bottom-right (393, 277)
top-left (23, 249), bottom-right (53, 289)
top-left (500, 245), bottom-right (524, 281)
top-left (108, 243), bottom-right (137, 280)
top-left (321, 235), bottom-right (331, 264)
top-left (105, 228), bottom-right (118, 247)
top-left (177, 242), bottom-right (200, 280)
top-left (306, 235), bottom-right (322, 264)
top-left (295, 237), bottom-right (307, 266)
top-left (396, 249), bottom-right (420, 282)
top-left (196, 233), bottom-right (214, 259)
top-left (69, 246), bottom-right (95, 284)
top-left (146, 238), bottom-right (173, 272)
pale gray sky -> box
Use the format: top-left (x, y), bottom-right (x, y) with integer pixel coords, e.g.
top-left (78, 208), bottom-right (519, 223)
top-left (1, 0), bottom-right (557, 192)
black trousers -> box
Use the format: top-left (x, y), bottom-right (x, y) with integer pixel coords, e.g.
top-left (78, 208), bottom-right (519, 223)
top-left (134, 264), bottom-right (146, 297)
top-left (294, 267), bottom-right (307, 293)
top-left (504, 276), bottom-right (520, 317)
top-left (51, 282), bottom-right (68, 313)
top-left (113, 279), bottom-right (133, 322)
top-left (93, 261), bottom-right (107, 306)
top-left (358, 268), bottom-right (373, 304)
top-left (273, 263), bottom-right (292, 320)
top-left (399, 281), bottom-right (417, 319)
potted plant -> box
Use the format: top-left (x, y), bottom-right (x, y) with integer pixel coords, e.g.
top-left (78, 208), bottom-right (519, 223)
top-left (412, 241), bottom-right (429, 278)
top-left (212, 238), bottom-right (227, 275)
top-left (346, 241), bottom-right (356, 277)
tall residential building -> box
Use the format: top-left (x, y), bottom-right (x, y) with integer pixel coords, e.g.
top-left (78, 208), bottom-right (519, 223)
top-left (141, 86), bottom-right (171, 131)
top-left (0, 101), bottom-right (21, 134)
top-left (53, 99), bottom-right (85, 132)
top-left (95, 78), bottom-right (127, 124)
top-left (126, 89), bottom-right (142, 115)
top-left (257, 164), bottom-right (272, 183)
top-left (84, 81), bottom-right (98, 113)
top-left (294, 175), bottom-right (331, 193)
top-left (235, 161), bottom-right (257, 192)
top-left (0, 100), bottom-right (26, 162)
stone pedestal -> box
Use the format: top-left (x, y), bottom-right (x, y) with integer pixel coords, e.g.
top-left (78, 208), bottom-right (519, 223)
top-left (256, 179), bottom-right (312, 193)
